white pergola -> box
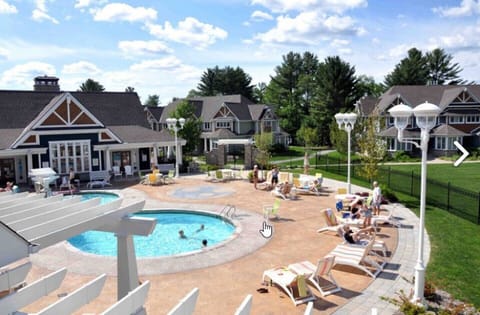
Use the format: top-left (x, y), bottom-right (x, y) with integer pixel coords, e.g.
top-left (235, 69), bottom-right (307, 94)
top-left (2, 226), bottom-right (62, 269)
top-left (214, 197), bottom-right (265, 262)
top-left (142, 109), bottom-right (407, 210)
top-left (0, 190), bottom-right (156, 315)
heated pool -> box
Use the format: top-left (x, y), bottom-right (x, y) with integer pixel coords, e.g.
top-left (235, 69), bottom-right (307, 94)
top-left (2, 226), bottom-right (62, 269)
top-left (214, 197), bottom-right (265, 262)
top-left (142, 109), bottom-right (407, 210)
top-left (68, 210), bottom-right (236, 257)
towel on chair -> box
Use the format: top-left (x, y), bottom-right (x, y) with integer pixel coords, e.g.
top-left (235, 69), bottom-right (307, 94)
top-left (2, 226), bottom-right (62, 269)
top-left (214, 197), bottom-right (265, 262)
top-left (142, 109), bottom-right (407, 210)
top-left (296, 275), bottom-right (308, 298)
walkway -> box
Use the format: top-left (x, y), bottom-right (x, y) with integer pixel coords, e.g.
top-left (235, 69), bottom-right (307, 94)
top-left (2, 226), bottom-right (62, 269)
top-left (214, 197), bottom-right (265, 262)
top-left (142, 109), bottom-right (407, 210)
top-left (324, 178), bottom-right (430, 315)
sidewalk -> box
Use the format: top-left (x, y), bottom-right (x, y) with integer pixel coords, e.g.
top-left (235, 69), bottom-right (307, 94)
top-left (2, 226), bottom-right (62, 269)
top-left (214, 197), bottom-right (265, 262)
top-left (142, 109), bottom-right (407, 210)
top-left (325, 178), bottom-right (430, 315)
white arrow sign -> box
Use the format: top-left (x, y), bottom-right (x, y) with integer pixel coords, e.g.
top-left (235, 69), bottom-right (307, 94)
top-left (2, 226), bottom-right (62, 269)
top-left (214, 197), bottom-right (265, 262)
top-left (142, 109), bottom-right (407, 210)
top-left (454, 141), bottom-right (469, 167)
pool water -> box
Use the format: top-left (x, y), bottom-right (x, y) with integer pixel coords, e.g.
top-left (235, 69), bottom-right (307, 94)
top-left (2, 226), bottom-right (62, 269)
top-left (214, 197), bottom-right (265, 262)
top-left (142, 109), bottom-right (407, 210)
top-left (63, 192), bottom-right (119, 204)
top-left (68, 211), bottom-right (236, 257)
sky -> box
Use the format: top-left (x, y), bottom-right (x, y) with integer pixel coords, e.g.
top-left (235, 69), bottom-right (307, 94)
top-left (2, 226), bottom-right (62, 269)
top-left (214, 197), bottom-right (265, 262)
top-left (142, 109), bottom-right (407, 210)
top-left (1, 0), bottom-right (480, 105)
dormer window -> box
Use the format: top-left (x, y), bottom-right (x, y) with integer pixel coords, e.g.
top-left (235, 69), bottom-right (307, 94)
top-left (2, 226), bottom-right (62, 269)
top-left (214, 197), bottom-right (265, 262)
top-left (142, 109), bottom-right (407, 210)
top-left (216, 121), bottom-right (231, 129)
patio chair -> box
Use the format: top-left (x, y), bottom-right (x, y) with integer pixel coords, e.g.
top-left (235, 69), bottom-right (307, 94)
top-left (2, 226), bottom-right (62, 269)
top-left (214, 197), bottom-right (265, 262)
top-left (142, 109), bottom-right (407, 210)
top-left (124, 165), bottom-right (134, 178)
top-left (164, 170), bottom-right (176, 184)
top-left (263, 198), bottom-right (281, 221)
top-left (288, 256), bottom-right (341, 296)
top-left (317, 208), bottom-right (362, 234)
top-left (328, 238), bottom-right (386, 278)
top-left (262, 268), bottom-right (316, 306)
top-left (112, 166), bottom-right (122, 179)
top-left (59, 176), bottom-right (70, 190)
top-left (337, 187), bottom-right (347, 195)
top-left (292, 178), bottom-right (320, 196)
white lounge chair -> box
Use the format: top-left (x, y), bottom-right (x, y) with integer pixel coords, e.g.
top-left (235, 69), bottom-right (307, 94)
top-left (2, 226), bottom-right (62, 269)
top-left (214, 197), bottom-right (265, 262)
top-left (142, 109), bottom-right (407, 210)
top-left (262, 268), bottom-right (316, 306)
top-left (317, 208), bottom-right (362, 234)
top-left (328, 238), bottom-right (386, 278)
top-left (292, 178), bottom-right (320, 196)
top-left (112, 166), bottom-right (122, 179)
top-left (124, 165), bottom-right (134, 178)
top-left (372, 205), bottom-right (401, 228)
top-left (288, 256), bottom-right (341, 296)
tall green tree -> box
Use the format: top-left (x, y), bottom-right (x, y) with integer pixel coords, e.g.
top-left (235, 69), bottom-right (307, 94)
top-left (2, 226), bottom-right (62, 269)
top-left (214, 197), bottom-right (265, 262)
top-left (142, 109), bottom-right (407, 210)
top-left (265, 52), bottom-right (304, 140)
top-left (197, 66), bottom-right (255, 100)
top-left (144, 95), bottom-right (160, 106)
top-left (253, 82), bottom-right (267, 103)
top-left (426, 48), bottom-right (464, 85)
top-left (170, 100), bottom-right (202, 155)
top-left (384, 48), bottom-right (429, 86)
top-left (313, 56), bottom-right (358, 145)
top-left (78, 78), bottom-right (105, 92)
top-left (355, 75), bottom-right (386, 98)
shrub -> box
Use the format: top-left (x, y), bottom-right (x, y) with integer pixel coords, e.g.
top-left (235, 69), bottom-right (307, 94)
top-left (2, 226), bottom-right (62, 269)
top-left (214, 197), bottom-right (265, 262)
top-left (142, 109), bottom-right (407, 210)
top-left (381, 184), bottom-right (398, 203)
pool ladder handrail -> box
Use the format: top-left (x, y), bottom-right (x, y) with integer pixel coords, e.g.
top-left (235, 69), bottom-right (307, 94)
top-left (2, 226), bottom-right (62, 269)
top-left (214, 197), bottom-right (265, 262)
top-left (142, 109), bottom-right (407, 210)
top-left (220, 204), bottom-right (236, 219)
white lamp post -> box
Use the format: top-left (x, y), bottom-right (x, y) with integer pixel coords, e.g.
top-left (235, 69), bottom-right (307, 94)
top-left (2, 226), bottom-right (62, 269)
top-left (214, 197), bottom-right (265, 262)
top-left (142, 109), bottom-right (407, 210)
top-left (166, 117), bottom-right (185, 179)
top-left (389, 102), bottom-right (440, 304)
top-left (335, 112), bottom-right (357, 194)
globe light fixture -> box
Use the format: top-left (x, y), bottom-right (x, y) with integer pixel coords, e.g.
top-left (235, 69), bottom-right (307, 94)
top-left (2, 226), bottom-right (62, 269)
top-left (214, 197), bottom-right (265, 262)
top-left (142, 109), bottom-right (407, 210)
top-left (166, 117), bottom-right (186, 179)
top-left (335, 112), bottom-right (357, 194)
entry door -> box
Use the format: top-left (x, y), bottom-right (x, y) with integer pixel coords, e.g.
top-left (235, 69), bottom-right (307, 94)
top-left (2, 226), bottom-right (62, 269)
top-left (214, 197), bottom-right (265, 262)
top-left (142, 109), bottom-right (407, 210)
top-left (0, 158), bottom-right (15, 186)
top-left (138, 148), bottom-right (151, 171)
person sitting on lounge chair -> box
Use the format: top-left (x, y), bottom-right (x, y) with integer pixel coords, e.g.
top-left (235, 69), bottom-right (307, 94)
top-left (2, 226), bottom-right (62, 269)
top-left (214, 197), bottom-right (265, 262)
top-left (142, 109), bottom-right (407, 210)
top-left (309, 180), bottom-right (320, 192)
top-left (342, 224), bottom-right (375, 244)
top-left (280, 180), bottom-right (291, 195)
top-left (0, 181), bottom-right (13, 192)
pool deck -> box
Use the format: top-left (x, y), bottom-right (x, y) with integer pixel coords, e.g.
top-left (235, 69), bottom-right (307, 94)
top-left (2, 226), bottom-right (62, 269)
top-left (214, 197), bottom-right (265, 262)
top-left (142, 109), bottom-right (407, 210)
top-left (23, 174), bottom-right (429, 315)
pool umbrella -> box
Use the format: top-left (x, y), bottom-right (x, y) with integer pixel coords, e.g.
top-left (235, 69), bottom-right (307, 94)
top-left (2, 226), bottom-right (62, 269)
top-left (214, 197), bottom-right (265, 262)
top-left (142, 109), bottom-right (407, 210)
top-left (304, 152), bottom-right (310, 175)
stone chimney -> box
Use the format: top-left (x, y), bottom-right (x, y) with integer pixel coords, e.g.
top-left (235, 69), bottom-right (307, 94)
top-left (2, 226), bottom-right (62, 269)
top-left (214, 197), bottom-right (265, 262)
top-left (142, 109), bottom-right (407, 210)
top-left (33, 75), bottom-right (60, 91)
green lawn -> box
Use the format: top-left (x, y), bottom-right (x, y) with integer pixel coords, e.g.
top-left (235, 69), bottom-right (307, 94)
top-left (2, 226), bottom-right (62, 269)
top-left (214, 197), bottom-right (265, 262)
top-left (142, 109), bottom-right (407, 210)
top-left (381, 163), bottom-right (480, 191)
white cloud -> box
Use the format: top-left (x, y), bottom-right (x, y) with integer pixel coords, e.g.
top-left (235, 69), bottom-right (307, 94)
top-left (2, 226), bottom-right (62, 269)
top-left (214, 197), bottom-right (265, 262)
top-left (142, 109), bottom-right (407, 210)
top-left (0, 62), bottom-right (56, 87)
top-left (130, 56), bottom-right (183, 71)
top-left (251, 10), bottom-right (273, 21)
top-left (0, 47), bottom-right (8, 59)
top-left (387, 43), bottom-right (414, 59)
top-left (32, 0), bottom-right (59, 24)
top-left (427, 22), bottom-right (480, 52)
top-left (433, 0), bottom-right (480, 17)
top-left (0, 0), bottom-right (17, 14)
top-left (253, 11), bottom-right (363, 45)
top-left (62, 61), bottom-right (101, 74)
top-left (251, 0), bottom-right (367, 14)
top-left (93, 3), bottom-right (157, 23)
top-left (146, 17), bottom-right (228, 49)
top-left (118, 40), bottom-right (173, 56)
top-left (74, 0), bottom-right (93, 9)
top-left (330, 39), bottom-right (349, 47)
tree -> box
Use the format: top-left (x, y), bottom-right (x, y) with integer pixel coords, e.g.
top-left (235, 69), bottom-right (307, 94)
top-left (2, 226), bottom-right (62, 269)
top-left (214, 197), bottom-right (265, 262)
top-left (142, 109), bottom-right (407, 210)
top-left (384, 48), bottom-right (428, 86)
top-left (253, 132), bottom-right (273, 169)
top-left (197, 66), bottom-right (255, 100)
top-left (170, 100), bottom-right (202, 155)
top-left (356, 115), bottom-right (386, 182)
top-left (296, 125), bottom-right (318, 148)
top-left (355, 75), bottom-right (386, 98)
top-left (78, 78), bottom-right (105, 92)
top-left (313, 56), bottom-right (358, 145)
top-left (144, 95), bottom-right (160, 107)
top-left (253, 82), bottom-right (267, 103)
top-left (125, 86), bottom-right (135, 92)
top-left (426, 48), bottom-right (464, 85)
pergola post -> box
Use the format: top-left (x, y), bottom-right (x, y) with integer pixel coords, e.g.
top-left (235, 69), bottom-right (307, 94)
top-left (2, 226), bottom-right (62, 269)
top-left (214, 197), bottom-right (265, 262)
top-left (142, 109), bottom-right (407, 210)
top-left (116, 233), bottom-right (140, 300)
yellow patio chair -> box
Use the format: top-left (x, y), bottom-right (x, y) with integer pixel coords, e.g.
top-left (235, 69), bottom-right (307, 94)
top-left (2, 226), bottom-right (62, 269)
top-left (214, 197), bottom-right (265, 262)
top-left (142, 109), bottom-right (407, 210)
top-left (263, 199), bottom-right (281, 220)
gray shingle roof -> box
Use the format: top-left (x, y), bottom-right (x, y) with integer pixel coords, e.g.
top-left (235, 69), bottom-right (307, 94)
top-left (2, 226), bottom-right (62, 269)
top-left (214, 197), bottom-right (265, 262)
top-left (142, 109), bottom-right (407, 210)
top-left (108, 126), bottom-right (175, 143)
top-left (356, 96), bottom-right (378, 116)
top-left (431, 124), bottom-right (468, 136)
top-left (0, 129), bottom-right (24, 150)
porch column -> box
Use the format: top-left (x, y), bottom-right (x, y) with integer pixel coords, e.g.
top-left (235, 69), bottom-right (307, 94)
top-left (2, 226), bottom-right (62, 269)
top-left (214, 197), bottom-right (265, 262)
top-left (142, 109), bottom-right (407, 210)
top-left (27, 152), bottom-right (33, 174)
top-left (106, 148), bottom-right (112, 171)
top-left (153, 145), bottom-right (158, 164)
top-left (203, 138), bottom-right (207, 152)
top-left (167, 145), bottom-right (173, 159)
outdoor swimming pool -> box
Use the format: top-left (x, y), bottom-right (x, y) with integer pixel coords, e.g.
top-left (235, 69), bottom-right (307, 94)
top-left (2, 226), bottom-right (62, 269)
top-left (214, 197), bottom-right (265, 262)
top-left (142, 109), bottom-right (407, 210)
top-left (68, 211), bottom-right (236, 257)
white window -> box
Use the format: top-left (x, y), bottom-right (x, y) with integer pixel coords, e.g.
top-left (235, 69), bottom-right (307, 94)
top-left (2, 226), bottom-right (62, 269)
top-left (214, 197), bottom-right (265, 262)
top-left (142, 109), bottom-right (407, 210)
top-left (387, 138), bottom-right (412, 151)
top-left (203, 122), bottom-right (211, 130)
top-left (49, 140), bottom-right (91, 173)
top-left (466, 115), bottom-right (480, 123)
top-left (449, 116), bottom-right (464, 124)
top-left (435, 137), bottom-right (461, 150)
top-left (215, 121), bottom-right (231, 129)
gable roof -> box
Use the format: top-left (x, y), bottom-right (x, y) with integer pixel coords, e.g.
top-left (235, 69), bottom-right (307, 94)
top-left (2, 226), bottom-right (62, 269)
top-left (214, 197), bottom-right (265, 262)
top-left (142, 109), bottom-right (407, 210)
top-left (355, 95), bottom-right (378, 116)
top-left (377, 85), bottom-right (480, 114)
top-left (145, 106), bottom-right (165, 121)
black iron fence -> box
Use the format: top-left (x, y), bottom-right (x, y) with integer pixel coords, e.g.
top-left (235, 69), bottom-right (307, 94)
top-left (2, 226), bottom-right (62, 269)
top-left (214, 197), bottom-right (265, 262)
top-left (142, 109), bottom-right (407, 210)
top-left (313, 154), bottom-right (480, 224)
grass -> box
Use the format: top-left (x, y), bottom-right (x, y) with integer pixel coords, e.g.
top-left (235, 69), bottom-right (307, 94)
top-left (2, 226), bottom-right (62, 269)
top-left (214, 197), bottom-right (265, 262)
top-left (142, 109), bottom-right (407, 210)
top-left (381, 163), bottom-right (480, 191)
top-left (307, 166), bottom-right (480, 308)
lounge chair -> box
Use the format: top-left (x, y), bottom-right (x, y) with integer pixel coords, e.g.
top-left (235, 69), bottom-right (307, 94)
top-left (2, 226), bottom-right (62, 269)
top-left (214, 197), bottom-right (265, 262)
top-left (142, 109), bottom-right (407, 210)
top-left (372, 205), bottom-right (401, 228)
top-left (59, 176), bottom-right (71, 190)
top-left (288, 256), bottom-right (341, 296)
top-left (328, 238), bottom-right (386, 278)
top-left (317, 208), bottom-right (362, 234)
top-left (263, 199), bottom-right (281, 221)
top-left (292, 178), bottom-right (320, 196)
top-left (262, 268), bottom-right (316, 306)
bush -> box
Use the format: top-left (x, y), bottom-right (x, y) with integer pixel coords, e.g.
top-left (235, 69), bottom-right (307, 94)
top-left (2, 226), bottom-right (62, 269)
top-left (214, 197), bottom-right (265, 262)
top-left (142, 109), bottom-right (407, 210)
top-left (270, 143), bottom-right (288, 153)
top-left (381, 184), bottom-right (398, 203)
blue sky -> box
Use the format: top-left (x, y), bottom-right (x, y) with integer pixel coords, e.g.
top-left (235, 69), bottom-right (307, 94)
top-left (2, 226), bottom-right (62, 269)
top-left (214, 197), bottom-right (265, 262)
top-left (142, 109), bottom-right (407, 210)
top-left (1, 0), bottom-right (480, 105)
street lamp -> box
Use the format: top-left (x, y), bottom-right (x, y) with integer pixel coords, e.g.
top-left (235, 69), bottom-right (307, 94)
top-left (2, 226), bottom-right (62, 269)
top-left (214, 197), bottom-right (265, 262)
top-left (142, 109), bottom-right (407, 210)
top-left (166, 117), bottom-right (185, 179)
top-left (335, 112), bottom-right (357, 194)
top-left (389, 102), bottom-right (440, 304)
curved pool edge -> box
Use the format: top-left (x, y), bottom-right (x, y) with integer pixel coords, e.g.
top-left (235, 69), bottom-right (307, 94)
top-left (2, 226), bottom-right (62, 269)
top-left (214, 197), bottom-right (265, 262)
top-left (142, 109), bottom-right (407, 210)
top-left (29, 187), bottom-right (270, 276)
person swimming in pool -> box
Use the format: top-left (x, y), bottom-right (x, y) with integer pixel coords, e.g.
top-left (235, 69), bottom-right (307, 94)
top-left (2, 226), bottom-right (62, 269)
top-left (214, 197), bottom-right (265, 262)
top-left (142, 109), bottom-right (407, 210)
top-left (178, 230), bottom-right (187, 239)
top-left (202, 239), bottom-right (208, 247)
top-left (195, 224), bottom-right (205, 233)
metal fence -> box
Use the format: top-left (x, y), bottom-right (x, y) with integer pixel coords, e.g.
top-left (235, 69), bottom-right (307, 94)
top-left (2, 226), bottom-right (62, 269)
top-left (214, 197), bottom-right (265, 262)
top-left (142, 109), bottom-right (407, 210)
top-left (313, 154), bottom-right (480, 224)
